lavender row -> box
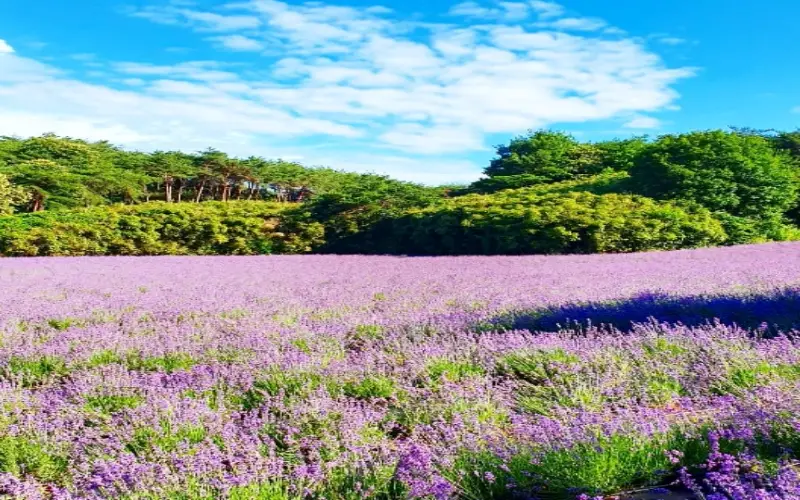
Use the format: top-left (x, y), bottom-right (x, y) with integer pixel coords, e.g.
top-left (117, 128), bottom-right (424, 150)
top-left (0, 243), bottom-right (799, 498)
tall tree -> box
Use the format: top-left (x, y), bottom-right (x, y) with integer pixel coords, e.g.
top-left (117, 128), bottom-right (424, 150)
top-left (629, 130), bottom-right (799, 220)
top-left (145, 151), bottom-right (196, 202)
top-left (0, 159), bottom-right (99, 211)
top-left (484, 130), bottom-right (581, 180)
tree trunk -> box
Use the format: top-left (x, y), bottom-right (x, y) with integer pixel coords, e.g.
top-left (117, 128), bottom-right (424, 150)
top-left (30, 194), bottom-right (44, 212)
top-left (195, 181), bottom-right (205, 202)
top-left (164, 175), bottom-right (173, 203)
top-left (177, 182), bottom-right (184, 203)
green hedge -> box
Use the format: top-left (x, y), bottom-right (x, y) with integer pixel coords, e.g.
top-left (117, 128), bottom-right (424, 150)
top-left (0, 189), bottom-right (760, 257)
top-left (355, 190), bottom-right (728, 255)
top-left (0, 202), bottom-right (307, 256)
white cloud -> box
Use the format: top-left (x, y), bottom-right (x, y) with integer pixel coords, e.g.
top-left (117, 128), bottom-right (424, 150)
top-left (120, 78), bottom-right (147, 86)
top-left (529, 0), bottom-right (565, 19)
top-left (649, 34), bottom-right (689, 46)
top-left (449, 2), bottom-right (495, 18)
top-left (623, 115), bottom-right (661, 129)
top-left (432, 28), bottom-right (477, 58)
top-left (0, 112), bottom-right (152, 144)
top-left (658, 37), bottom-right (687, 46)
top-left (179, 10), bottom-right (262, 31)
top-left (499, 2), bottom-right (529, 20)
top-left (113, 61), bottom-right (240, 82)
top-left (378, 123), bottom-right (485, 154)
top-left (130, 6), bottom-right (262, 31)
top-left (0, 39), bottom-right (14, 54)
top-left (148, 79), bottom-right (219, 96)
top-left (0, 52), bottom-right (362, 153)
top-left (212, 34), bottom-right (264, 51)
top-left (307, 152), bottom-right (484, 184)
top-left (546, 17), bottom-right (607, 31)
top-left (0, 52), bottom-right (60, 83)
top-left (365, 6), bottom-right (393, 14)
top-left (603, 27), bottom-right (627, 36)
top-left (449, 1), bottom-right (529, 21)
top-left (0, 0), bottom-right (696, 182)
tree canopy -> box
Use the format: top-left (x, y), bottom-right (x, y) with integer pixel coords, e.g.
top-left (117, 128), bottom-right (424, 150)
top-left (0, 134), bottom-right (440, 212)
top-left (474, 130), bottom-right (648, 194)
top-left (627, 130), bottom-right (799, 220)
top-left (2, 127), bottom-right (800, 256)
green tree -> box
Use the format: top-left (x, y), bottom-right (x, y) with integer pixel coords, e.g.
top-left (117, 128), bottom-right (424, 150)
top-left (11, 134), bottom-right (100, 169)
top-left (145, 151), bottom-right (197, 202)
top-left (595, 136), bottom-right (649, 172)
top-left (0, 173), bottom-right (28, 216)
top-left (474, 131), bottom-right (645, 194)
top-left (773, 130), bottom-right (800, 164)
top-left (192, 149), bottom-right (244, 202)
top-left (484, 130), bottom-right (581, 180)
top-left (286, 174), bottom-right (443, 252)
top-left (628, 130), bottom-right (799, 220)
top-left (0, 160), bottom-right (99, 211)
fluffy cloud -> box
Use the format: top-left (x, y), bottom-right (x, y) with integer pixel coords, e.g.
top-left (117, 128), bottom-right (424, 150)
top-left (529, 1), bottom-right (565, 19)
top-left (546, 17), bottom-right (607, 31)
top-left (130, 6), bottom-right (261, 31)
top-left (448, 1), bottom-right (529, 21)
top-left (623, 115), bottom-right (661, 129)
top-left (378, 123), bottom-right (486, 154)
top-left (0, 53), bottom-right (361, 152)
top-left (0, 0), bottom-right (696, 183)
top-left (211, 34), bottom-right (264, 51)
top-left (0, 39), bottom-right (13, 54)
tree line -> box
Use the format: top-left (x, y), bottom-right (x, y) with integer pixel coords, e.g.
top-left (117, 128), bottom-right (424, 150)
top-left (0, 128), bottom-right (799, 256)
top-left (0, 134), bottom-right (432, 213)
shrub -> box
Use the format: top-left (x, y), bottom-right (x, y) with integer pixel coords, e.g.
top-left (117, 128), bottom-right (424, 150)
top-left (2, 356), bottom-right (70, 387)
top-left (0, 435), bottom-right (70, 484)
top-left (0, 201), bottom-right (296, 256)
top-left (363, 190), bottom-right (727, 255)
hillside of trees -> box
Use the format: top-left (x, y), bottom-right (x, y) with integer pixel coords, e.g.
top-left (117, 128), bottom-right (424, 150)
top-left (0, 128), bottom-right (798, 256)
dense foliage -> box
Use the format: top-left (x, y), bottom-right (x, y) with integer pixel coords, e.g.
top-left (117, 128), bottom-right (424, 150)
top-left (1, 127), bottom-right (799, 256)
top-left (350, 189), bottom-right (727, 255)
top-left (473, 131), bottom-right (647, 194)
top-left (628, 130), bottom-right (799, 220)
top-left (0, 134), bottom-right (433, 211)
top-left (0, 202), bottom-right (308, 256)
top-left (0, 173), bottom-right (27, 216)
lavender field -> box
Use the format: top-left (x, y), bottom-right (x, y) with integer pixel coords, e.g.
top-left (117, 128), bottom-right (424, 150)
top-left (2, 243), bottom-right (800, 499)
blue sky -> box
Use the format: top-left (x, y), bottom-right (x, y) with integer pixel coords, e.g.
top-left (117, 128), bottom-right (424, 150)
top-left (0, 0), bottom-right (798, 184)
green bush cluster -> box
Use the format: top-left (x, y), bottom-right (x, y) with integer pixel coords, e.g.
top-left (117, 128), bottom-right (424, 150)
top-left (0, 201), bottom-right (295, 256)
top-left (354, 190), bottom-right (727, 255)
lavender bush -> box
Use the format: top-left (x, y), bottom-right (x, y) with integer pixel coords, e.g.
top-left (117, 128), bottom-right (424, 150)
top-left (1, 242), bottom-right (800, 499)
